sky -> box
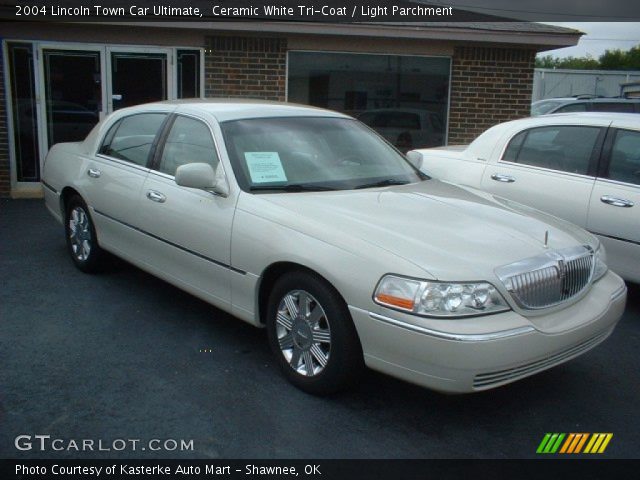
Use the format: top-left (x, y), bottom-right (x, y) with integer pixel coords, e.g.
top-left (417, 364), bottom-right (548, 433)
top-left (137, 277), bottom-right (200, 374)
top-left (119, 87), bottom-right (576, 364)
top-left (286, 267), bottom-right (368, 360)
top-left (422, 2), bottom-right (640, 60)
top-left (539, 22), bottom-right (640, 59)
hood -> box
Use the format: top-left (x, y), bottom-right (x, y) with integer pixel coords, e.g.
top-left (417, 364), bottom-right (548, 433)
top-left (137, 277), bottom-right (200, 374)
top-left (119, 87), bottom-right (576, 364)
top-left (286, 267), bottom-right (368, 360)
top-left (244, 180), bottom-right (596, 281)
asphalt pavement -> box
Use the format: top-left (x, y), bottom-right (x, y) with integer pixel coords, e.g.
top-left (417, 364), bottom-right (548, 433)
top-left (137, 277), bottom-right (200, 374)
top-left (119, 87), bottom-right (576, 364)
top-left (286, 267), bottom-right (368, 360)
top-left (1, 199), bottom-right (638, 459)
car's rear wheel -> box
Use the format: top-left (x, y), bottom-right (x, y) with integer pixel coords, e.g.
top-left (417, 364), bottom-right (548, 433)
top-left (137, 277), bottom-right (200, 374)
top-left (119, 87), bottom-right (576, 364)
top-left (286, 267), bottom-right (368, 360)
top-left (266, 271), bottom-right (363, 395)
top-left (64, 195), bottom-right (104, 273)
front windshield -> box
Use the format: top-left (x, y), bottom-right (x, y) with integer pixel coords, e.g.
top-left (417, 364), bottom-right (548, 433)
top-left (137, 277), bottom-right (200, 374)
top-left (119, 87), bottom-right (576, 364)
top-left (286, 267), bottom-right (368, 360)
top-left (220, 116), bottom-right (426, 192)
top-left (531, 100), bottom-right (564, 116)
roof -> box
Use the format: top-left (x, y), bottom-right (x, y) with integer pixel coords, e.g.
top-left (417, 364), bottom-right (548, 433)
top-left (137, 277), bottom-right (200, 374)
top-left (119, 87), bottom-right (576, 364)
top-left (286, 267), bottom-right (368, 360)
top-left (497, 112), bottom-right (640, 131)
top-left (144, 99), bottom-right (350, 122)
top-left (380, 22), bottom-right (580, 35)
top-left (95, 20), bottom-right (582, 50)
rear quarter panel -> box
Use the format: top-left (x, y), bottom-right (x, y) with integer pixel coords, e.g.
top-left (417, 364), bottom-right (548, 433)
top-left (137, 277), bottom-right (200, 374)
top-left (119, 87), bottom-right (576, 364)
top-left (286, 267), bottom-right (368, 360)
top-left (42, 142), bottom-right (90, 222)
top-left (416, 149), bottom-right (487, 188)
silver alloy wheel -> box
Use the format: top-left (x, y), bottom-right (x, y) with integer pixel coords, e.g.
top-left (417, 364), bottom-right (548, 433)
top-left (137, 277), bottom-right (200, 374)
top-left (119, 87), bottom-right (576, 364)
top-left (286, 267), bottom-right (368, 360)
top-left (69, 206), bottom-right (92, 261)
top-left (276, 290), bottom-right (331, 377)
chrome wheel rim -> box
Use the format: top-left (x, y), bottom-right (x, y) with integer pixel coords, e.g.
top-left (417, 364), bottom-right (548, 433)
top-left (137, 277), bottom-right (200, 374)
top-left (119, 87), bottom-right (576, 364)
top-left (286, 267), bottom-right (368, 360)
top-left (69, 206), bottom-right (92, 262)
top-left (276, 290), bottom-right (331, 377)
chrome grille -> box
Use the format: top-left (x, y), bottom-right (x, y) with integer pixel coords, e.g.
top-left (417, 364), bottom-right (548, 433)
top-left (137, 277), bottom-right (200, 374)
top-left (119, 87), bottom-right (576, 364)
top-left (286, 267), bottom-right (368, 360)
top-left (496, 245), bottom-right (594, 310)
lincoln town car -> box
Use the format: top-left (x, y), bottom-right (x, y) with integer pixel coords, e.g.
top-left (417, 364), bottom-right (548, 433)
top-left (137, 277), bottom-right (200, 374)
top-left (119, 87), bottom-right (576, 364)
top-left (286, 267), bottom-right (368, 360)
top-left (42, 100), bottom-right (627, 394)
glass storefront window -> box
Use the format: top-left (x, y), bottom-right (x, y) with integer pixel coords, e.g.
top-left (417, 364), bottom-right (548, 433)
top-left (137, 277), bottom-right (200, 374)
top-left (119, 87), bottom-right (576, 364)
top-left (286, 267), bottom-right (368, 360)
top-left (288, 51), bottom-right (450, 152)
top-left (177, 50), bottom-right (201, 99)
top-left (7, 42), bottom-right (40, 182)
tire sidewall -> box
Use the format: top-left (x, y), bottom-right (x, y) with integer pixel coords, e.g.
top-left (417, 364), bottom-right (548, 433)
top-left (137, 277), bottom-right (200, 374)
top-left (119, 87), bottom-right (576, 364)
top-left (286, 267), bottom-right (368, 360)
top-left (64, 196), bottom-right (101, 272)
top-left (266, 271), bottom-right (362, 395)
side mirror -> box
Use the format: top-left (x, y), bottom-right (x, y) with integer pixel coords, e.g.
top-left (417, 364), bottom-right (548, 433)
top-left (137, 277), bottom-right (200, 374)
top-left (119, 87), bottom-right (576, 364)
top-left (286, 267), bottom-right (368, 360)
top-left (406, 150), bottom-right (423, 170)
top-left (175, 163), bottom-right (229, 197)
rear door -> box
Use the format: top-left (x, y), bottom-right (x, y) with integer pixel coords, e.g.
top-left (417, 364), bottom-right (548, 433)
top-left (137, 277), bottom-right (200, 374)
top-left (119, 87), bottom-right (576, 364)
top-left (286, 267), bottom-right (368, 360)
top-left (587, 127), bottom-right (640, 281)
top-left (88, 111), bottom-right (169, 256)
top-left (480, 124), bottom-right (606, 228)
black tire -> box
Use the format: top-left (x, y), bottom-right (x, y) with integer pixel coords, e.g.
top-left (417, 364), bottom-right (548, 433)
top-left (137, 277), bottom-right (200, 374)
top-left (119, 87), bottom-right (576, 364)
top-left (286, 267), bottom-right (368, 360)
top-left (64, 195), bottom-right (104, 273)
top-left (266, 271), bottom-right (364, 395)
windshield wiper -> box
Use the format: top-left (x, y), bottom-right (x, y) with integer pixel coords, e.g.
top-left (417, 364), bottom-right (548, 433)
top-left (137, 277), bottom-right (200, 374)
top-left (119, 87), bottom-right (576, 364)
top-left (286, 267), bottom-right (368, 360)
top-left (353, 179), bottom-right (410, 189)
top-left (249, 184), bottom-right (336, 192)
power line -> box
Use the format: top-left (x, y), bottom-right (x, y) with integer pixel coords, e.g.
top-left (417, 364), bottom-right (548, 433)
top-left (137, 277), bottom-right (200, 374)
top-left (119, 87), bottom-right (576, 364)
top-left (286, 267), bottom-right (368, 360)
top-left (431, 2), bottom-right (639, 20)
top-left (580, 38), bottom-right (640, 42)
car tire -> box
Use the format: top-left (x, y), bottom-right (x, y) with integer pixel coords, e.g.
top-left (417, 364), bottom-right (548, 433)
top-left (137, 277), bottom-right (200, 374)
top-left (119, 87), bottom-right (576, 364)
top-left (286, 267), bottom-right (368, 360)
top-left (266, 271), bottom-right (364, 395)
top-left (64, 195), bottom-right (104, 273)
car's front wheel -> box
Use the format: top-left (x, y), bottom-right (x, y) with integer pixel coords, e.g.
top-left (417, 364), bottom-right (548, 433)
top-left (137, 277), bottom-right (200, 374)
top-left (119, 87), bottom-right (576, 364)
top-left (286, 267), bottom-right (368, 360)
top-left (64, 195), bottom-right (104, 273)
top-left (266, 271), bottom-right (363, 395)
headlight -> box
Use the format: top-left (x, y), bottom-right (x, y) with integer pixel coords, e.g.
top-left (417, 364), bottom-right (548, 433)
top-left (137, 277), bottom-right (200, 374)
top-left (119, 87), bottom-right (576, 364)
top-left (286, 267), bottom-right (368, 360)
top-left (373, 275), bottom-right (510, 317)
top-left (593, 244), bottom-right (608, 281)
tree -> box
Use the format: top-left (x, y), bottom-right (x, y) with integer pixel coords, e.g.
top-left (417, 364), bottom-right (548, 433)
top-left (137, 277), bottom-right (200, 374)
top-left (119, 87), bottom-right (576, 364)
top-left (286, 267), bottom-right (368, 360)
top-left (536, 44), bottom-right (640, 70)
top-left (599, 45), bottom-right (640, 70)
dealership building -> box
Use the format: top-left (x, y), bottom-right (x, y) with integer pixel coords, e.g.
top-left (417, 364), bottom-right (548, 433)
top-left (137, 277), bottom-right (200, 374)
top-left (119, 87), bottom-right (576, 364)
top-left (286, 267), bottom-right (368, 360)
top-left (0, 20), bottom-right (580, 197)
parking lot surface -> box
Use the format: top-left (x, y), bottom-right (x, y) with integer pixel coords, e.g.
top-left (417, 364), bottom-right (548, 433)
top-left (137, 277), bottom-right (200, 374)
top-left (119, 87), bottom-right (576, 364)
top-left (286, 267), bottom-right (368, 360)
top-left (1, 199), bottom-right (638, 459)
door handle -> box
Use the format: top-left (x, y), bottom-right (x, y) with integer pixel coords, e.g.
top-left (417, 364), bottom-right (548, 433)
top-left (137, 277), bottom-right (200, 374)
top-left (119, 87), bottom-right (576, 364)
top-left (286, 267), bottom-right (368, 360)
top-left (87, 168), bottom-right (101, 178)
top-left (491, 173), bottom-right (516, 183)
top-left (600, 195), bottom-right (634, 208)
top-left (146, 190), bottom-right (166, 203)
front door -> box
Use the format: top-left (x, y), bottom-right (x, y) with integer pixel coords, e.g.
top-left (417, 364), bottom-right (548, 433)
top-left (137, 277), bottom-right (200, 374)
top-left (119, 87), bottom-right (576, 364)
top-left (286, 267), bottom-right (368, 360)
top-left (137, 114), bottom-right (235, 308)
top-left (587, 127), bottom-right (640, 281)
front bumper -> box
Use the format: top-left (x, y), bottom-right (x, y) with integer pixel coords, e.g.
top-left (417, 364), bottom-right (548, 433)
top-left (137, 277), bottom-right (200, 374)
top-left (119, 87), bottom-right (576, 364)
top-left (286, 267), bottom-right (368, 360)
top-left (349, 270), bottom-right (627, 393)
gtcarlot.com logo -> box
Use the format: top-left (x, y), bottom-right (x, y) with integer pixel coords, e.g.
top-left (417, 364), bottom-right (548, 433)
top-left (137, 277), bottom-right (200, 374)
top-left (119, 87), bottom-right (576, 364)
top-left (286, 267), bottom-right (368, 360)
top-left (15, 435), bottom-right (194, 452)
top-left (536, 433), bottom-right (613, 454)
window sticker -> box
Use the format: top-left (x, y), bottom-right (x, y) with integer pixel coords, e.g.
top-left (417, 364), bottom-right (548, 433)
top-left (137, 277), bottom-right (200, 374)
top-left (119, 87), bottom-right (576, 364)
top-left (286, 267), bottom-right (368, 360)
top-left (245, 152), bottom-right (288, 183)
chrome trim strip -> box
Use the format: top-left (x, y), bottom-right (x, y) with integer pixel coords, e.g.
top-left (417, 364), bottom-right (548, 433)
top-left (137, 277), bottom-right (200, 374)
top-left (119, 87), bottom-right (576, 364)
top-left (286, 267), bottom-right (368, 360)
top-left (93, 209), bottom-right (246, 275)
top-left (496, 159), bottom-right (596, 180)
top-left (596, 177), bottom-right (640, 188)
top-left (41, 181), bottom-right (57, 194)
top-left (610, 283), bottom-right (627, 301)
top-left (95, 153), bottom-right (151, 174)
top-left (590, 231), bottom-right (640, 247)
top-left (367, 312), bottom-right (535, 342)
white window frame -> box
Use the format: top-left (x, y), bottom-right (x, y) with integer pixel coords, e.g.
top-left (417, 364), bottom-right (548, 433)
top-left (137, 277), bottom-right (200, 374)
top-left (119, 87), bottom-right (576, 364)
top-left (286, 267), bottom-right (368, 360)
top-left (3, 39), bottom-right (204, 195)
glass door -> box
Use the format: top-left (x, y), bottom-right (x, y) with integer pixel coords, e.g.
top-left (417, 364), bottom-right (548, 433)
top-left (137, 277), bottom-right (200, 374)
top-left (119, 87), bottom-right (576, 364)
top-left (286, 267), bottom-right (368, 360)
top-left (108, 49), bottom-right (171, 111)
top-left (14, 43), bottom-right (195, 188)
top-left (42, 48), bottom-right (103, 148)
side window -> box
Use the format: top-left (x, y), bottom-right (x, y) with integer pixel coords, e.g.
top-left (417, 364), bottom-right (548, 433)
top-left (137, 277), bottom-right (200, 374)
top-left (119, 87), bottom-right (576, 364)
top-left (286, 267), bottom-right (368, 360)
top-left (158, 116), bottom-right (219, 176)
top-left (100, 113), bottom-right (167, 166)
top-left (554, 103), bottom-right (588, 113)
top-left (502, 126), bottom-right (600, 175)
top-left (502, 131), bottom-right (527, 162)
top-left (607, 129), bottom-right (640, 185)
top-left (592, 102), bottom-right (634, 113)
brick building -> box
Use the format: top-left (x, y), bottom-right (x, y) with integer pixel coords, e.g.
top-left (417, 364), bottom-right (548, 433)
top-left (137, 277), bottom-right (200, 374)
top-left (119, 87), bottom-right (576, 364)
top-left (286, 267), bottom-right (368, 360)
top-left (0, 20), bottom-right (580, 197)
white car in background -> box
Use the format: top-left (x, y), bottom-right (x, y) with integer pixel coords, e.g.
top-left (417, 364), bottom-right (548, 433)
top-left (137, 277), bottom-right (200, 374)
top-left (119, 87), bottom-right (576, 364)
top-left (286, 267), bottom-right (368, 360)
top-left (42, 101), bottom-right (626, 395)
top-left (357, 108), bottom-right (445, 151)
top-left (411, 113), bottom-right (640, 283)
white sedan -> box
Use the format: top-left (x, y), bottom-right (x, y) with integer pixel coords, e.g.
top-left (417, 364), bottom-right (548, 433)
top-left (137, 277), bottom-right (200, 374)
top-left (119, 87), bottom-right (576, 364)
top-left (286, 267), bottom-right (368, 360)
top-left (412, 113), bottom-right (640, 284)
top-left (42, 101), bottom-right (626, 394)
